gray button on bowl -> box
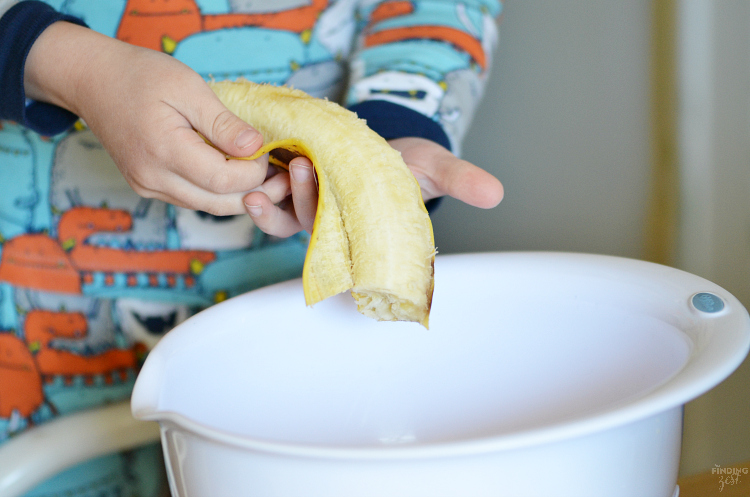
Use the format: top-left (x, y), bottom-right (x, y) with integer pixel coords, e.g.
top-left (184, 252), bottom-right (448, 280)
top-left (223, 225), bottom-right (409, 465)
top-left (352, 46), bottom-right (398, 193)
top-left (692, 292), bottom-right (725, 313)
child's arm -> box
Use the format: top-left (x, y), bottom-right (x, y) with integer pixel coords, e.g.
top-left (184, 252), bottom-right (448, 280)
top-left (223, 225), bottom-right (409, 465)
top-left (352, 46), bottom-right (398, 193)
top-left (6, 0), bottom-right (317, 235)
top-left (9, 1), bottom-right (502, 239)
top-left (1, 0), bottom-right (315, 236)
top-left (0, 1), bottom-right (85, 135)
top-left (23, 19), bottom-right (281, 217)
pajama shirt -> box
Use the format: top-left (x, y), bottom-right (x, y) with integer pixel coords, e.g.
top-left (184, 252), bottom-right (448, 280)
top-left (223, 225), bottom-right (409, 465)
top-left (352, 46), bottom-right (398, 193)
top-left (0, 1), bottom-right (501, 495)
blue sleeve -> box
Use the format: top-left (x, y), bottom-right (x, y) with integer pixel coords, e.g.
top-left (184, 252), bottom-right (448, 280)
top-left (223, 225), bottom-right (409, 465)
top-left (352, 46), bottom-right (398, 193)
top-left (0, 1), bottom-right (87, 136)
top-left (347, 99), bottom-right (452, 152)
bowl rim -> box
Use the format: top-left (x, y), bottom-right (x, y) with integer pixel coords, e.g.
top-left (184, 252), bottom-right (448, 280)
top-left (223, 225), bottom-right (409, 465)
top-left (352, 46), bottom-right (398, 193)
top-left (133, 251), bottom-right (750, 460)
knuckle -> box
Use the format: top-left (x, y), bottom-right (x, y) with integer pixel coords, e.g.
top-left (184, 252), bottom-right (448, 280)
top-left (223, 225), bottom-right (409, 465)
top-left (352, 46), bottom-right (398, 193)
top-left (210, 109), bottom-right (240, 142)
top-left (199, 197), bottom-right (242, 217)
top-left (124, 166), bottom-right (159, 194)
top-left (198, 202), bottom-right (228, 217)
top-left (253, 209), bottom-right (276, 232)
top-left (205, 170), bottom-right (235, 194)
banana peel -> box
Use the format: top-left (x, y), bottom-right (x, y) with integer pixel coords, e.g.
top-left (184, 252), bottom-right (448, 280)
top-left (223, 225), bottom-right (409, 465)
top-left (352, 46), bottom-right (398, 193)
top-left (209, 80), bottom-right (435, 327)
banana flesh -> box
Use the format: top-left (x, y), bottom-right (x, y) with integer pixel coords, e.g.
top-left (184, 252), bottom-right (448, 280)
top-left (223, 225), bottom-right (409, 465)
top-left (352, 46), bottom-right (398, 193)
top-left (210, 80), bottom-right (435, 327)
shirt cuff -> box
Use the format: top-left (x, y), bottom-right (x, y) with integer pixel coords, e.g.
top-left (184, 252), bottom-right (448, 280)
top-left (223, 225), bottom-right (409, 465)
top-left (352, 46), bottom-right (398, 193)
top-left (0, 1), bottom-right (88, 135)
top-left (347, 99), bottom-right (452, 152)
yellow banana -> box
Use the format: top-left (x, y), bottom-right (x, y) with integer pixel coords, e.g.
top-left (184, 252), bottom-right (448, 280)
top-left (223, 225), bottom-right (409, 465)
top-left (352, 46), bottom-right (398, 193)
top-left (209, 80), bottom-right (435, 327)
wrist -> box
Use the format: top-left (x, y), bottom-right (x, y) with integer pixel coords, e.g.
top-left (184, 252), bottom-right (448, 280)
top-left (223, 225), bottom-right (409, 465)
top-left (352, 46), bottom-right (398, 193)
top-left (24, 20), bottom-right (104, 116)
top-left (0, 1), bottom-right (88, 134)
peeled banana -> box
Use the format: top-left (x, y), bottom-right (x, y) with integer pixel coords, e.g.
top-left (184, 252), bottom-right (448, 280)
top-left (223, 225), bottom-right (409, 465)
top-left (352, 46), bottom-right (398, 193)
top-left (209, 80), bottom-right (435, 327)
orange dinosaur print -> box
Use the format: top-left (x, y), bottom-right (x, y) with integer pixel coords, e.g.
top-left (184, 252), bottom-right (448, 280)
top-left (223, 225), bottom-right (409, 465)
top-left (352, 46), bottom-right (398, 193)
top-left (24, 311), bottom-right (88, 349)
top-left (36, 348), bottom-right (136, 381)
top-left (0, 334), bottom-right (44, 418)
top-left (0, 233), bottom-right (81, 293)
top-left (24, 310), bottom-right (137, 380)
top-left (0, 206), bottom-right (217, 294)
top-left (364, 25), bottom-right (487, 70)
top-left (116, 0), bottom-right (328, 53)
top-left (58, 206), bottom-right (216, 275)
top-left (0, 311), bottom-right (139, 422)
top-left (370, 1), bottom-right (415, 24)
top-left (57, 206), bottom-right (132, 247)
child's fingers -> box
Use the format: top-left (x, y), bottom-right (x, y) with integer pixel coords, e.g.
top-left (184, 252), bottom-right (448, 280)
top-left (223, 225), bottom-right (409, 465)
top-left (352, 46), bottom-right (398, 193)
top-left (135, 173), bottom-right (257, 216)
top-left (250, 170), bottom-right (292, 203)
top-left (429, 156), bottom-right (504, 209)
top-left (165, 126), bottom-right (270, 195)
top-left (184, 82), bottom-right (265, 160)
top-left (243, 191), bottom-right (304, 238)
top-left (289, 157), bottom-right (317, 233)
top-left (390, 137), bottom-right (503, 209)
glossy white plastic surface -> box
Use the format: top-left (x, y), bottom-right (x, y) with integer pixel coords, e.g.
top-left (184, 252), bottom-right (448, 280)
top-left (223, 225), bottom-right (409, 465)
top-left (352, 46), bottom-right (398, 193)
top-left (132, 252), bottom-right (750, 497)
top-left (0, 401), bottom-right (160, 497)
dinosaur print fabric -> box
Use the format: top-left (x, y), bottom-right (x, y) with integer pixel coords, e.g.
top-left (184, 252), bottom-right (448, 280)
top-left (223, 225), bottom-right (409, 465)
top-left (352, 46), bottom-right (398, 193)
top-left (0, 1), bottom-right (501, 495)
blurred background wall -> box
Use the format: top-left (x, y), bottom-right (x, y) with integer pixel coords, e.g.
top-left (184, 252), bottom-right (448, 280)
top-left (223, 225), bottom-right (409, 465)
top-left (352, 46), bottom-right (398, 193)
top-left (431, 0), bottom-right (750, 477)
top-left (433, 0), bottom-right (652, 257)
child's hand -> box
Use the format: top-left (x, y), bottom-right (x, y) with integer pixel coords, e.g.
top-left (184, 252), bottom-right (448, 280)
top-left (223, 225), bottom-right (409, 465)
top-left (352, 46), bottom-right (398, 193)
top-left (25, 21), bottom-right (269, 215)
top-left (388, 137), bottom-right (504, 209)
top-left (242, 156), bottom-right (319, 237)
top-left (243, 137), bottom-right (503, 238)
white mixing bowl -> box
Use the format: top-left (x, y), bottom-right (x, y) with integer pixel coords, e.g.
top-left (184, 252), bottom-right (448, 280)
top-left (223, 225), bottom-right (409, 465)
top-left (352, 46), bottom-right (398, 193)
top-left (132, 252), bottom-right (750, 497)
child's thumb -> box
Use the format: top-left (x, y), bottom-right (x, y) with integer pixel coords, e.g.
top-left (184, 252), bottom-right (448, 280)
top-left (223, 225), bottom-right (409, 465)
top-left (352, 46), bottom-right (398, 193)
top-left (199, 101), bottom-right (263, 158)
